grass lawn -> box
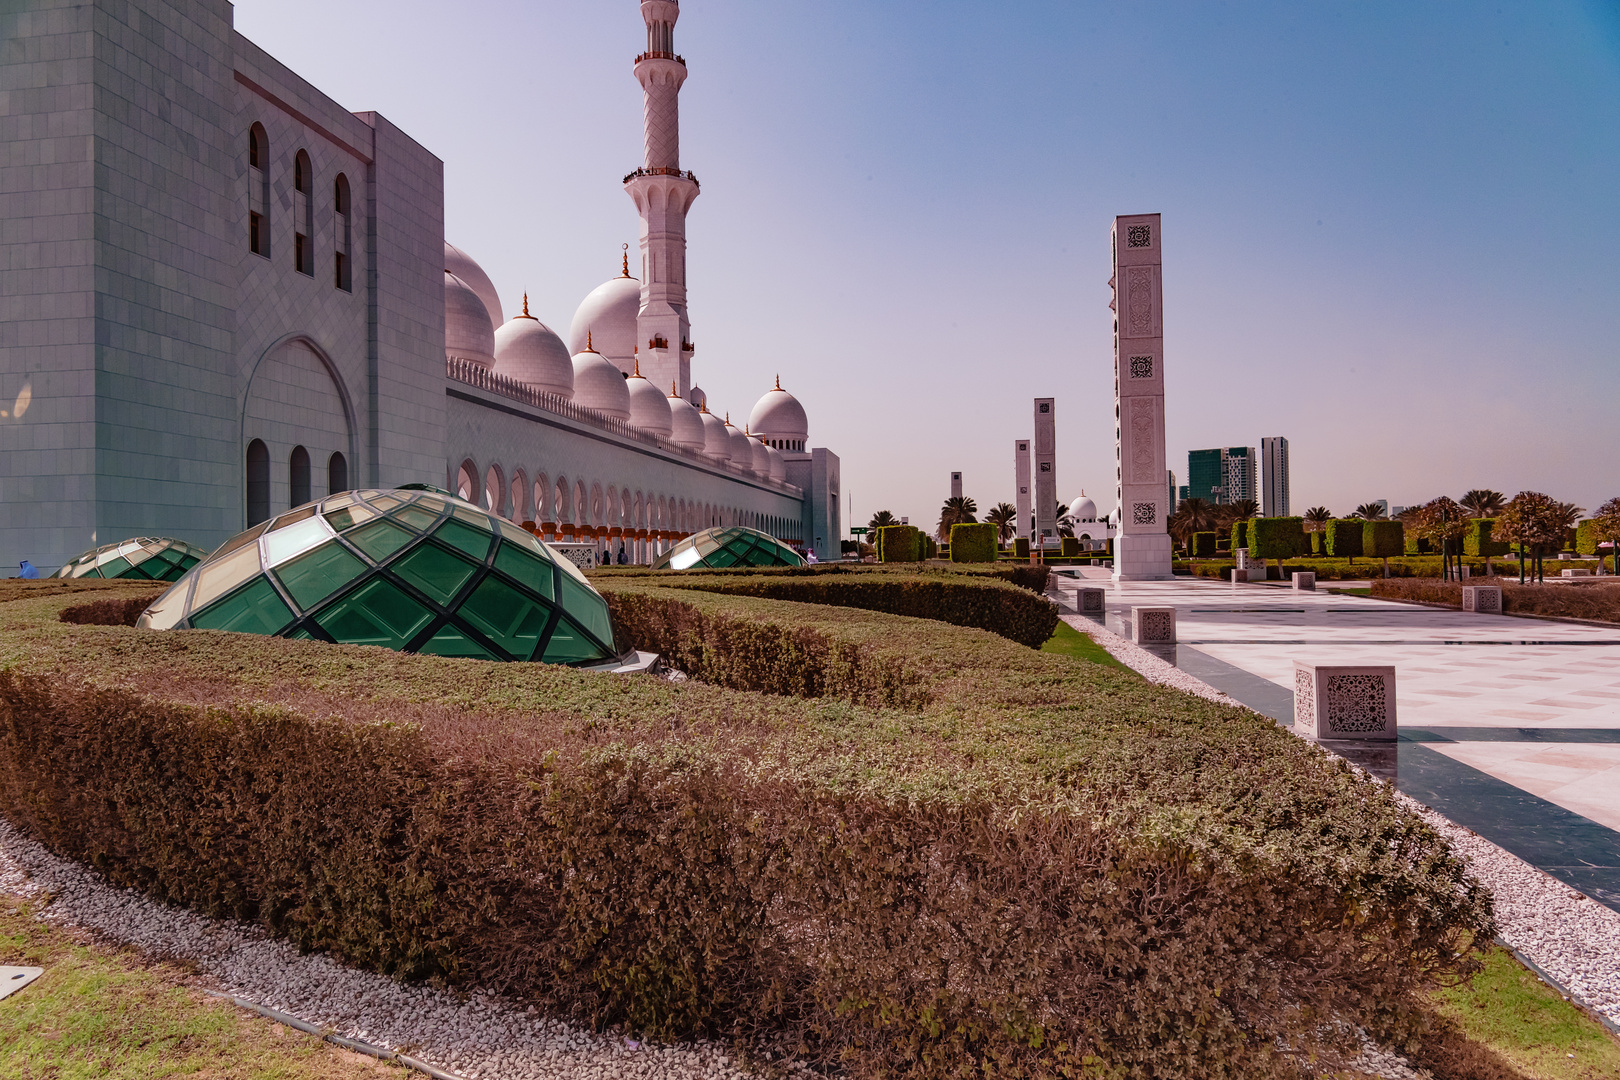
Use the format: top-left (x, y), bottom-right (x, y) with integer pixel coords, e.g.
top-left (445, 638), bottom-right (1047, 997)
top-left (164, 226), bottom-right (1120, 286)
top-left (1040, 618), bottom-right (1130, 670)
top-left (0, 898), bottom-right (408, 1079)
top-left (1425, 945), bottom-right (1620, 1080)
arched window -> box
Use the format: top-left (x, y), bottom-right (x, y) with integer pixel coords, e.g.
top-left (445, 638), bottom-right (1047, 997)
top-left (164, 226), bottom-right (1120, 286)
top-left (556, 476), bottom-right (569, 522)
top-left (456, 459), bottom-right (477, 502)
top-left (289, 445), bottom-right (311, 507)
top-left (484, 464), bottom-right (505, 517)
top-left (328, 451), bottom-right (348, 495)
top-left (248, 124), bottom-right (270, 256)
top-left (246, 439), bottom-right (270, 526)
top-left (293, 150), bottom-right (314, 276)
top-left (333, 173), bottom-right (352, 291)
top-left (534, 473), bottom-right (550, 523)
top-left (511, 469), bottom-right (528, 524)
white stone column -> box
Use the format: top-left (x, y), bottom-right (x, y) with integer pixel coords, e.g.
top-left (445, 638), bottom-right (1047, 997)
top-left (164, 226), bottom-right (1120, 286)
top-left (1111, 214), bottom-right (1173, 580)
top-left (1014, 439), bottom-right (1031, 541)
top-left (1034, 399), bottom-right (1056, 547)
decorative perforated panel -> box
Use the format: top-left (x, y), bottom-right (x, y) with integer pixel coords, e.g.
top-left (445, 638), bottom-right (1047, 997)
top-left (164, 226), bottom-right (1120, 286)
top-left (1323, 673), bottom-right (1390, 734)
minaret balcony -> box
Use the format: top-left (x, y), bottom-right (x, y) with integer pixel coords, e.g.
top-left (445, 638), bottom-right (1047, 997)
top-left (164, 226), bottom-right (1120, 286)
top-left (623, 166), bottom-right (700, 189)
top-left (635, 51), bottom-right (685, 65)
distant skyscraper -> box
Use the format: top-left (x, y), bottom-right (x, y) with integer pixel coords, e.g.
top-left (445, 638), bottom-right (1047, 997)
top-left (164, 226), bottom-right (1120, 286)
top-left (1187, 446), bottom-right (1257, 505)
top-left (1167, 470), bottom-right (1178, 513)
top-left (1261, 437), bottom-right (1290, 518)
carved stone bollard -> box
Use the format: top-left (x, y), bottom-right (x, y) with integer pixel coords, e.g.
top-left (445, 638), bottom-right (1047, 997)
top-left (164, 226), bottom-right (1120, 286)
top-left (1461, 585), bottom-right (1502, 613)
top-left (1292, 571), bottom-right (1316, 591)
top-left (1231, 568), bottom-right (1249, 583)
top-left (1077, 588), bottom-right (1105, 615)
top-left (1131, 606), bottom-right (1177, 646)
top-left (1293, 663), bottom-right (1397, 741)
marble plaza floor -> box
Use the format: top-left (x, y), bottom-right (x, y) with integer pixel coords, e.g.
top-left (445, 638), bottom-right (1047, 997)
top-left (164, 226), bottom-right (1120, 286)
top-left (1050, 569), bottom-right (1620, 911)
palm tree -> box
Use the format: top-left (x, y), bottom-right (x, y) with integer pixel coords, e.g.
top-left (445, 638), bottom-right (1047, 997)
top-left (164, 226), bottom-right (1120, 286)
top-left (1213, 499), bottom-right (1258, 530)
top-left (1302, 506), bottom-right (1332, 554)
top-left (868, 509), bottom-right (898, 532)
top-left (1353, 503), bottom-right (1389, 520)
top-left (1460, 489), bottom-right (1506, 518)
top-left (1168, 497), bottom-right (1216, 551)
top-left (985, 502), bottom-right (1018, 545)
top-left (1055, 501), bottom-right (1077, 539)
top-left (936, 495), bottom-right (979, 541)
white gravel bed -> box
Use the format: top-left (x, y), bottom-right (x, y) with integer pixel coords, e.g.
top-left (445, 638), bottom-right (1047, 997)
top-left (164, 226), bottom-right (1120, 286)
top-left (1058, 599), bottom-right (1620, 1031)
top-left (0, 818), bottom-right (782, 1080)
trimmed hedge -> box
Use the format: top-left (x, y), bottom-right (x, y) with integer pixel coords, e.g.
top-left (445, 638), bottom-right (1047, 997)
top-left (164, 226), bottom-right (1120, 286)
top-left (1464, 519), bottom-right (1510, 558)
top-left (1191, 531), bottom-right (1218, 558)
top-left (1230, 520), bottom-right (1248, 550)
top-left (620, 570), bottom-right (1058, 649)
top-left (1011, 537), bottom-right (1029, 559)
top-left (873, 524), bottom-right (919, 563)
top-left (1248, 517), bottom-right (1307, 560)
top-left (0, 582), bottom-right (1495, 1078)
top-left (1364, 520), bottom-right (1405, 561)
top-left (948, 523), bottom-right (997, 563)
top-left (1326, 519), bottom-right (1364, 559)
top-left (1371, 578), bottom-right (1620, 623)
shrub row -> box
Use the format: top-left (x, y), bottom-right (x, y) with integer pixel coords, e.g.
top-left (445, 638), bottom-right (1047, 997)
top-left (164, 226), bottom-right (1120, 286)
top-left (1369, 577), bottom-right (1620, 623)
top-left (592, 561), bottom-right (1053, 596)
top-left (0, 582), bottom-right (1494, 1078)
top-left (613, 570), bottom-right (1059, 648)
top-left (948, 522), bottom-right (997, 563)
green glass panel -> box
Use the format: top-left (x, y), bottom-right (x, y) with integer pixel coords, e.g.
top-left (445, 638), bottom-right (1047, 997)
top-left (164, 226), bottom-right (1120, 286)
top-left (274, 540), bottom-right (367, 611)
top-left (434, 517), bottom-right (493, 562)
top-left (496, 520), bottom-right (550, 559)
top-left (559, 573), bottom-right (613, 649)
top-left (418, 622), bottom-right (499, 660)
top-left (393, 542), bottom-right (479, 604)
top-left (458, 575), bottom-right (550, 657)
top-left (175, 554), bottom-right (200, 572)
top-left (392, 503), bottom-right (441, 532)
top-left (315, 577), bottom-right (433, 649)
top-left (493, 542), bottom-right (554, 600)
top-left (707, 547), bottom-right (740, 568)
top-left (190, 577), bottom-right (295, 636)
top-left (541, 616), bottom-right (615, 663)
top-left (289, 627), bottom-right (315, 640)
top-left (99, 557), bottom-right (132, 578)
top-left (347, 518), bottom-right (415, 563)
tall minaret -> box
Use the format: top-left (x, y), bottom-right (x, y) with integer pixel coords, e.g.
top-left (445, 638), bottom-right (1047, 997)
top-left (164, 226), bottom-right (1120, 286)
top-left (625, 0), bottom-right (699, 399)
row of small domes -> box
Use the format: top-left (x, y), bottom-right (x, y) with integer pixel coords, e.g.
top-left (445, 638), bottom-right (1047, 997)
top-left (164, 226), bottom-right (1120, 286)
top-left (444, 243), bottom-right (808, 481)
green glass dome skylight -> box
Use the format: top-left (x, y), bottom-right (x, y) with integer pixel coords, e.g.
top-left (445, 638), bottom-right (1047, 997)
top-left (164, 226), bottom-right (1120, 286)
top-left (651, 526), bottom-right (806, 571)
top-left (53, 537), bottom-right (209, 582)
top-left (137, 489), bottom-right (618, 665)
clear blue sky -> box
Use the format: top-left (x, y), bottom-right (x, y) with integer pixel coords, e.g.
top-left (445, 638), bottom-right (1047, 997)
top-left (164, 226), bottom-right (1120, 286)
top-left (235, 0), bottom-right (1620, 528)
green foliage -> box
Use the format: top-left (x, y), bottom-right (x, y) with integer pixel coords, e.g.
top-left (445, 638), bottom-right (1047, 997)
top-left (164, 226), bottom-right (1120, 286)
top-left (1059, 536), bottom-right (1080, 558)
top-left (0, 581), bottom-right (1498, 1079)
top-left (1364, 519), bottom-right (1406, 560)
top-left (874, 524), bottom-right (919, 563)
top-left (1406, 532), bottom-right (1433, 555)
top-left (1230, 520), bottom-right (1248, 550)
top-left (1248, 517), bottom-right (1307, 560)
top-left (1012, 537), bottom-right (1029, 559)
top-left (948, 523), bottom-right (997, 563)
top-left (1464, 518), bottom-right (1511, 558)
top-left (920, 533), bottom-right (938, 560)
top-left (1191, 531), bottom-right (1218, 558)
top-left (1325, 519), bottom-right (1364, 559)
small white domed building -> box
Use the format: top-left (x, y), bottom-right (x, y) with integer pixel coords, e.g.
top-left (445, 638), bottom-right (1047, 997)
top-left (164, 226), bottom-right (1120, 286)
top-left (698, 404), bottom-right (730, 461)
top-left (625, 360), bottom-right (673, 437)
top-left (567, 263), bottom-right (640, 374)
top-left (446, 241), bottom-right (504, 328)
top-left (667, 385), bottom-right (706, 451)
top-left (493, 295), bottom-right (573, 397)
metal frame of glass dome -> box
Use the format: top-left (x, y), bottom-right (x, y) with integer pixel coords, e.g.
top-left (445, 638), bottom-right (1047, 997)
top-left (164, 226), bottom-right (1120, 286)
top-left (52, 537), bottom-right (210, 581)
top-left (138, 489), bottom-right (618, 664)
top-left (651, 526), bottom-right (806, 571)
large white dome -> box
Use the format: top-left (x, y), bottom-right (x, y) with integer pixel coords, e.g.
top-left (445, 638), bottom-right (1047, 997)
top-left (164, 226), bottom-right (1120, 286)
top-left (724, 414), bottom-right (754, 470)
top-left (1067, 493), bottom-right (1099, 522)
top-left (699, 405), bottom-right (730, 460)
top-left (626, 365), bottom-right (673, 437)
top-left (568, 272), bottom-right (640, 371)
top-left (765, 442), bottom-right (786, 482)
top-left (445, 272), bottom-right (495, 368)
top-left (571, 343), bottom-right (631, 421)
top-left (445, 242), bottom-right (503, 328)
top-left (492, 297), bottom-right (572, 397)
top-left (748, 377), bottom-right (809, 451)
top-left (667, 386), bottom-right (705, 450)
top-left (748, 431), bottom-right (771, 476)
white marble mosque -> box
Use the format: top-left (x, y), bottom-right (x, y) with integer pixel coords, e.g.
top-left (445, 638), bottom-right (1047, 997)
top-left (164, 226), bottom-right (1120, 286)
top-left (0, 0), bottom-right (841, 572)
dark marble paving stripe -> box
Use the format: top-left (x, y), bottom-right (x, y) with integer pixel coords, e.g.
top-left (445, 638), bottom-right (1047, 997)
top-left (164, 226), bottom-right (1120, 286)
top-left (1182, 639), bottom-right (1620, 646)
top-left (1405, 727), bottom-right (1620, 744)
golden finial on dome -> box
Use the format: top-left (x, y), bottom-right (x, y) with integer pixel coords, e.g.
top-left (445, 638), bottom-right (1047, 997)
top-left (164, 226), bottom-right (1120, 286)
top-left (633, 355), bottom-right (642, 378)
top-left (774, 373), bottom-right (782, 391)
top-left (520, 292), bottom-right (536, 320)
top-left (622, 243), bottom-right (630, 277)
top-left (586, 329), bottom-right (594, 352)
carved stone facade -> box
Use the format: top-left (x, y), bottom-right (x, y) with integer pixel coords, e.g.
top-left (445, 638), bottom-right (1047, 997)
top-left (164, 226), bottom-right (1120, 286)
top-left (1112, 214), bottom-right (1171, 580)
top-left (1292, 663), bottom-right (1398, 741)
